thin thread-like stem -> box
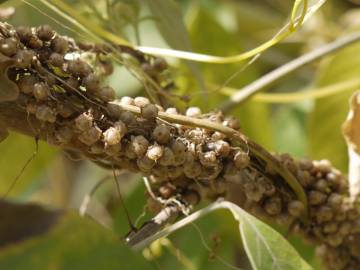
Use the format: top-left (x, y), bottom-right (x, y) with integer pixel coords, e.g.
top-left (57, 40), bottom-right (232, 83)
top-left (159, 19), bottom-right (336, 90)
top-left (220, 31), bottom-right (360, 112)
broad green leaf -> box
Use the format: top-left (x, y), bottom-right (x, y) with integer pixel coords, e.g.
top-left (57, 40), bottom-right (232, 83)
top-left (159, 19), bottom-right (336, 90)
top-left (308, 43), bottom-right (360, 171)
top-left (0, 202), bottom-right (151, 270)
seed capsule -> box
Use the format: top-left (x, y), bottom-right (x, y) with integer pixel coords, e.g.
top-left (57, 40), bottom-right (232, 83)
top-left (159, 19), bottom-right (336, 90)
top-left (83, 73), bottom-right (100, 93)
top-left (27, 36), bottom-right (43, 49)
top-left (264, 197), bottom-right (282, 216)
top-left (153, 57), bottom-right (167, 72)
top-left (75, 112), bottom-right (93, 131)
top-left (67, 59), bottom-right (92, 77)
top-left (287, 200), bottom-right (305, 218)
top-left (55, 126), bottom-right (73, 144)
top-left (131, 135), bottom-right (149, 157)
top-left (213, 140), bottom-right (230, 157)
top-left (134, 96), bottom-right (150, 107)
top-left (244, 182), bottom-right (264, 202)
top-left (323, 222), bottom-right (338, 234)
top-left (17, 75), bottom-right (37, 94)
top-left (16, 26), bottom-right (32, 43)
top-left (51, 36), bottom-right (69, 54)
top-left (146, 145), bottom-right (164, 161)
top-left (78, 126), bottom-right (102, 146)
top-left (98, 86), bottom-right (115, 102)
top-left (316, 206), bottom-right (333, 223)
top-left (158, 147), bottom-right (175, 166)
top-left (0, 38), bottom-right (17, 56)
top-left (14, 49), bottom-right (34, 68)
top-left (223, 117), bottom-right (240, 130)
top-left (308, 191), bottom-right (327, 205)
top-left (36, 25), bottom-right (54, 41)
top-left (165, 107), bottom-right (178, 114)
top-left (48, 53), bottom-right (64, 67)
top-left (33, 82), bottom-right (49, 101)
top-left (119, 111), bottom-right (135, 125)
top-left (234, 151), bottom-right (250, 169)
top-left (185, 107), bottom-right (201, 117)
top-left (137, 156), bottom-right (155, 172)
top-left (105, 143), bottom-right (122, 156)
top-left (120, 96), bottom-right (134, 106)
top-left (103, 127), bottom-right (121, 146)
top-left (36, 105), bottom-right (56, 123)
top-left (199, 151), bottom-right (217, 167)
top-left (141, 103), bottom-right (158, 120)
top-left (159, 184), bottom-right (176, 199)
top-left (153, 124), bottom-right (170, 144)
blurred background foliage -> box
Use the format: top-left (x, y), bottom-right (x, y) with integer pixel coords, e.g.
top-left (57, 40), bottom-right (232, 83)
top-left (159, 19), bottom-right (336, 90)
top-left (0, 0), bottom-right (360, 269)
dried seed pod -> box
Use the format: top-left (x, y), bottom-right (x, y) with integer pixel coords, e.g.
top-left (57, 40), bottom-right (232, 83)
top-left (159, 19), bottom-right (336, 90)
top-left (16, 26), bottom-right (32, 43)
top-left (158, 147), bottom-right (175, 166)
top-left (171, 140), bottom-right (186, 155)
top-left (33, 82), bottom-right (49, 101)
top-left (26, 102), bottom-right (37, 114)
top-left (98, 86), bottom-right (115, 102)
top-left (89, 142), bottom-right (104, 154)
top-left (183, 161), bottom-right (202, 179)
top-left (75, 112), bottom-right (93, 131)
top-left (167, 166), bottom-right (183, 179)
top-left (55, 126), bottom-right (73, 144)
top-left (78, 126), bottom-right (102, 146)
top-left (308, 190), bottom-right (327, 206)
top-left (326, 234), bottom-right (343, 247)
top-left (338, 222), bottom-right (352, 236)
top-left (141, 63), bottom-right (157, 77)
top-left (244, 182), bottom-right (264, 202)
top-left (185, 107), bottom-right (201, 117)
top-left (146, 145), bottom-right (164, 161)
top-left (212, 131), bottom-right (226, 141)
top-left (99, 60), bottom-right (114, 76)
top-left (137, 156), bottom-right (155, 172)
top-left (182, 190), bottom-right (200, 206)
top-left (328, 194), bottom-right (343, 209)
top-left (165, 107), bottom-right (178, 114)
top-left (51, 36), bottom-right (69, 54)
top-left (213, 140), bottom-right (230, 157)
top-left (314, 179), bottom-right (329, 193)
top-left (36, 25), bottom-right (54, 41)
top-left (114, 120), bottom-right (127, 136)
top-left (323, 222), bottom-right (338, 234)
top-left (264, 196), bottom-right (282, 216)
top-left (27, 36), bottom-right (43, 49)
top-left (141, 103), bottom-right (158, 120)
top-left (258, 177), bottom-right (276, 196)
top-left (223, 116), bottom-right (240, 130)
top-left (316, 206), bottom-right (333, 223)
top-left (120, 96), bottom-right (134, 106)
top-left (48, 53), bottom-right (64, 67)
top-left (83, 73), bottom-right (100, 93)
top-left (153, 57), bottom-right (168, 72)
top-left (0, 37), bottom-right (17, 56)
top-left (36, 105), bottom-right (56, 123)
top-left (17, 75), bottom-right (37, 94)
top-left (105, 143), bottom-right (122, 156)
top-left (287, 200), bottom-right (305, 218)
top-left (131, 135), bottom-right (149, 157)
top-left (296, 169), bottom-right (312, 187)
top-left (134, 96), bottom-right (150, 107)
top-left (233, 151), bottom-right (250, 169)
top-left (14, 49), bottom-right (34, 68)
top-left (153, 124), bottom-right (170, 144)
top-left (199, 151), bottom-right (217, 167)
top-left (316, 159), bottom-right (332, 174)
top-left (119, 111), bottom-right (135, 125)
top-left (67, 59), bottom-right (92, 77)
top-left (103, 127), bottom-right (121, 146)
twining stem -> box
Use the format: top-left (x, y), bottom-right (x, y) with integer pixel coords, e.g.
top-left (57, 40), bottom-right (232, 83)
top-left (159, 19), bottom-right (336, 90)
top-left (111, 102), bottom-right (308, 220)
top-left (220, 31), bottom-right (360, 112)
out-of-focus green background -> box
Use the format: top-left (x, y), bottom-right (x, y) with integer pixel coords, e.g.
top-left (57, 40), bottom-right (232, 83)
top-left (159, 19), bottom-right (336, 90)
top-left (0, 0), bottom-right (359, 269)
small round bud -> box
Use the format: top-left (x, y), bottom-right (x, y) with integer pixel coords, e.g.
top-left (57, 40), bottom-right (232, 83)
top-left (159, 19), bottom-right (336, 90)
top-left (223, 117), bottom-right (240, 130)
top-left (316, 206), bottom-right (333, 223)
top-left (120, 96), bottom-right (134, 106)
top-left (314, 179), bottom-right (329, 193)
top-left (141, 63), bottom-right (156, 77)
top-left (27, 36), bottom-right (43, 49)
top-left (338, 222), bottom-right (352, 236)
top-left (83, 73), bottom-right (100, 93)
top-left (64, 77), bottom-right (80, 91)
top-left (51, 37), bottom-right (69, 54)
top-left (328, 194), bottom-right (343, 209)
top-left (326, 234), bottom-right (343, 247)
top-left (244, 182), bottom-right (264, 202)
top-left (67, 59), bottom-right (92, 77)
top-left (131, 135), bottom-right (149, 157)
top-left (171, 140), bottom-right (186, 155)
top-left (75, 112), bottom-right (93, 131)
top-left (234, 151), bottom-right (250, 169)
top-left (184, 161), bottom-right (202, 179)
top-left (36, 105), bottom-right (56, 123)
top-left (153, 57), bottom-right (167, 72)
top-left (165, 107), bottom-right (178, 114)
top-left (153, 124), bottom-right (171, 144)
top-left (0, 38), bottom-right (17, 56)
top-left (287, 200), bottom-right (305, 218)
top-left (55, 126), bottom-right (73, 144)
top-left (16, 26), bottom-right (32, 43)
top-left (33, 82), bottom-right (49, 101)
top-left (105, 143), bottom-right (122, 156)
top-left (14, 49), bottom-right (34, 68)
top-left (146, 145), bottom-right (164, 161)
top-left (185, 107), bottom-right (201, 117)
top-left (199, 151), bottom-right (217, 167)
top-left (159, 184), bottom-right (175, 199)
top-left (78, 126), bottom-right (102, 146)
top-left (182, 190), bottom-right (200, 206)
top-left (264, 197), bottom-right (282, 216)
top-left (36, 25), bottom-right (54, 41)
top-left (158, 147), bottom-right (175, 166)
top-left (17, 75), bottom-right (37, 94)
top-left (98, 86), bottom-right (115, 102)
top-left (137, 156), bottom-right (155, 172)
top-left (103, 127), bottom-right (121, 146)
top-left (141, 103), bottom-right (158, 120)
top-left (212, 131), bottom-right (226, 141)
top-left (134, 96), bottom-right (150, 107)
top-left (119, 111), bottom-right (135, 125)
top-left (213, 140), bottom-right (230, 157)
top-left (308, 191), bottom-right (327, 206)
top-left (48, 53), bottom-right (64, 67)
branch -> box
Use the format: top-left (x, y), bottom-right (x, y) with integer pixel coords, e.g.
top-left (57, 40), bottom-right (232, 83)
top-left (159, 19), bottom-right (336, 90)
top-left (220, 31), bottom-right (360, 112)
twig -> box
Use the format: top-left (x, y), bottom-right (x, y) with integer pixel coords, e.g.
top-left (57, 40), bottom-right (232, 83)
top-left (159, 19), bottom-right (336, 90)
top-left (220, 31), bottom-right (360, 112)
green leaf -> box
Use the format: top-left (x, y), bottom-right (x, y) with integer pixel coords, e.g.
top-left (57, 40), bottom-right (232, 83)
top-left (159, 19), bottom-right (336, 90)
top-left (227, 203), bottom-right (312, 270)
top-left (0, 202), bottom-right (151, 270)
top-left (308, 43), bottom-right (360, 171)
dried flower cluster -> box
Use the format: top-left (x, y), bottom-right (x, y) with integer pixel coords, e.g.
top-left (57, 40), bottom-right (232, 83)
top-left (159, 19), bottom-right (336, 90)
top-left (0, 22), bottom-right (359, 270)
